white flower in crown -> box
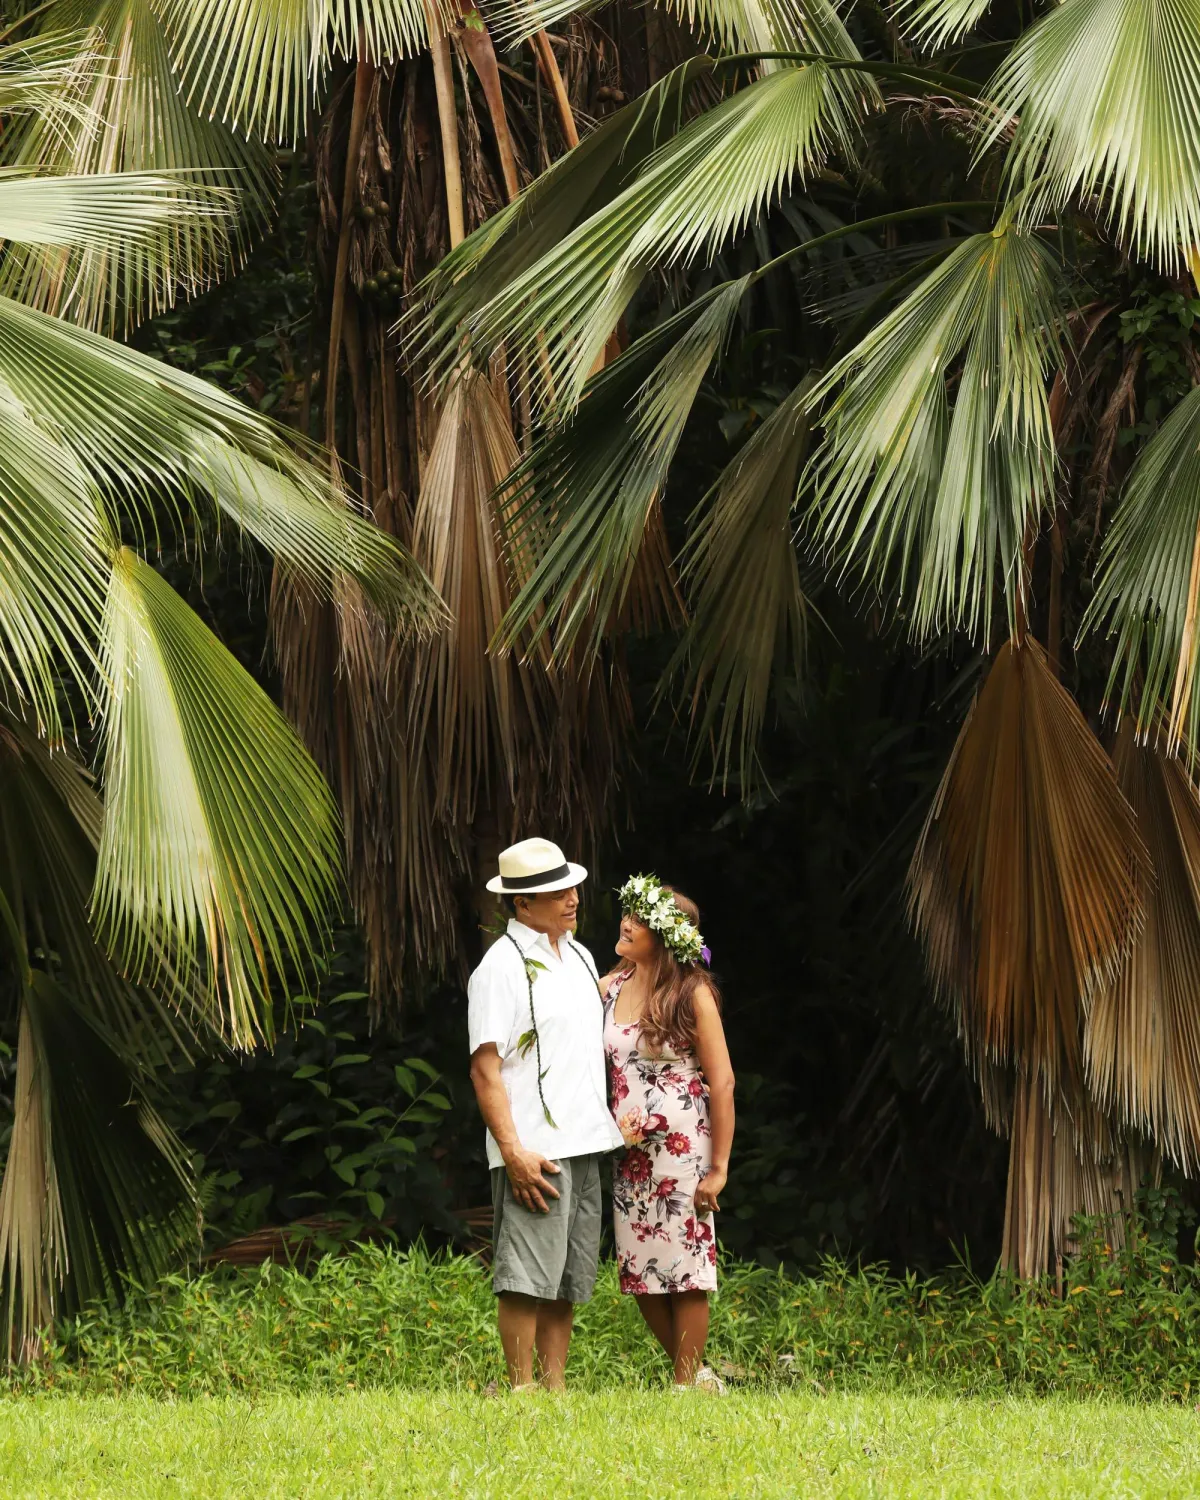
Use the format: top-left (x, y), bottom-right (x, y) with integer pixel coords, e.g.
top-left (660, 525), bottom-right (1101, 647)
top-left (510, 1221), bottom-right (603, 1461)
top-left (617, 873), bottom-right (706, 966)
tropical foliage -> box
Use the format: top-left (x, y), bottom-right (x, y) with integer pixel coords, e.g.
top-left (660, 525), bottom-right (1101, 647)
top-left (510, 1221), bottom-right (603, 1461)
top-left (0, 6), bottom-right (439, 1352)
top-left (411, 0), bottom-right (1200, 1274)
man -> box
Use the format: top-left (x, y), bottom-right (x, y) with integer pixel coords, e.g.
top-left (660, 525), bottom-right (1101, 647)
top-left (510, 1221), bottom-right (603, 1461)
top-left (468, 837), bottom-right (623, 1391)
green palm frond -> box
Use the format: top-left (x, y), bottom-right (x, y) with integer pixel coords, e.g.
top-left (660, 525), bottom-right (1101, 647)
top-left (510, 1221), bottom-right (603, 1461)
top-left (0, 715), bottom-right (197, 1347)
top-left (0, 379), bottom-right (108, 734)
top-left (0, 295), bottom-right (441, 630)
top-left (1, 0), bottom-right (278, 331)
top-left (667, 374), bottom-right (814, 783)
top-left (0, 707), bottom-right (193, 1059)
top-left (808, 221), bottom-right (1064, 644)
top-left (982, 0), bottom-right (1200, 271)
top-left (0, 29), bottom-right (98, 120)
top-left (0, 980), bottom-right (196, 1349)
top-left (894, 0), bottom-right (995, 49)
top-left (94, 549), bottom-right (342, 1045)
top-left (412, 58), bottom-right (714, 374)
top-left (498, 278), bottom-right (749, 658)
top-left (424, 63), bottom-right (868, 412)
top-left (481, 0), bottom-right (861, 63)
top-left (1082, 385), bottom-right (1200, 752)
top-left (0, 167), bottom-right (231, 253)
top-left (161, 0), bottom-right (432, 143)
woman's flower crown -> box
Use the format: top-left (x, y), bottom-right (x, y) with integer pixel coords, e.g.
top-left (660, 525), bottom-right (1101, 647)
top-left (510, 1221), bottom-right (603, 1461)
top-left (618, 874), bottom-right (709, 966)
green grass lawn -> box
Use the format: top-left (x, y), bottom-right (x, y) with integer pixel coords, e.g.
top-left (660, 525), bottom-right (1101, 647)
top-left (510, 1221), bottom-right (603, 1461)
top-left (2, 1390), bottom-right (1198, 1499)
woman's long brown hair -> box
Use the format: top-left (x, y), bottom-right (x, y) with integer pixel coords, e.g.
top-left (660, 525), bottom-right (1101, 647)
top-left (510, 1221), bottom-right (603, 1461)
top-left (634, 889), bottom-right (721, 1054)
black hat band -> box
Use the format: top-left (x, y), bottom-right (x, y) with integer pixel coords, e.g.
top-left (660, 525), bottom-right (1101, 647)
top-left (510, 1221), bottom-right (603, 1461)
top-left (500, 862), bottom-right (572, 890)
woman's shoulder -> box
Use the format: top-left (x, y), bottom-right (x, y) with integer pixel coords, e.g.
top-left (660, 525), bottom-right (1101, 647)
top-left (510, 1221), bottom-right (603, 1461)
top-left (599, 967), bottom-right (631, 998)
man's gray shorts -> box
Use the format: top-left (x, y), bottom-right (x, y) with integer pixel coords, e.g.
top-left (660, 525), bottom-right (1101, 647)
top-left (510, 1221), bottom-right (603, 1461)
top-left (490, 1153), bottom-right (603, 1303)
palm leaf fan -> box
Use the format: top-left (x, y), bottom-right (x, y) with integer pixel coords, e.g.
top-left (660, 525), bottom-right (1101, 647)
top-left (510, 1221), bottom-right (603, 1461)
top-left (981, 0), bottom-right (1200, 274)
top-left (808, 221), bottom-right (1064, 646)
top-left (907, 639), bottom-right (1146, 1099)
top-left (1085, 722), bottom-right (1200, 1172)
top-left (417, 61), bottom-right (866, 412)
top-left (666, 373), bottom-right (814, 785)
top-left (0, 0), bottom-right (278, 332)
top-left (1083, 384), bottom-right (1200, 757)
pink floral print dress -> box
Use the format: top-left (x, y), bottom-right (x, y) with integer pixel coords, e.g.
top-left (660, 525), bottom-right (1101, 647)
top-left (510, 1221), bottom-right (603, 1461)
top-left (603, 970), bottom-right (717, 1294)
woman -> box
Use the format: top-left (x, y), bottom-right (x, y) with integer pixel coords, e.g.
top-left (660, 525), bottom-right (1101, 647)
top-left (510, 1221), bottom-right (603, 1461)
top-left (602, 875), bottom-right (735, 1389)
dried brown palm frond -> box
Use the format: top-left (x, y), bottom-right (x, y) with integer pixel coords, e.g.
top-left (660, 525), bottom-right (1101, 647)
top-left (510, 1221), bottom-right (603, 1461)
top-left (907, 639), bottom-right (1147, 1098)
top-left (1002, 1069), bottom-right (1152, 1280)
top-left (1085, 723), bottom-right (1200, 1172)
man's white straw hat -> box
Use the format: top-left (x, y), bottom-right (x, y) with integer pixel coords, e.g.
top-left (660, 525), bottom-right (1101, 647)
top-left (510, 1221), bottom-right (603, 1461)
top-left (486, 837), bottom-right (588, 895)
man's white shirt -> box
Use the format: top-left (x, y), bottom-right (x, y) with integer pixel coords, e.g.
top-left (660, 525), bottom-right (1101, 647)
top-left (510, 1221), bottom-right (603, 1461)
top-left (468, 919), bottom-right (624, 1170)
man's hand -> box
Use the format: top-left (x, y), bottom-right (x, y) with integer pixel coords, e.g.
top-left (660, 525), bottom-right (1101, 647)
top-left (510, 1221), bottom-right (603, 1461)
top-left (504, 1147), bottom-right (561, 1213)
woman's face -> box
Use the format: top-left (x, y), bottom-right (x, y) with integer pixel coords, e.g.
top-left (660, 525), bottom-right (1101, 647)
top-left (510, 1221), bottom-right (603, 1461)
top-left (615, 911), bottom-right (658, 968)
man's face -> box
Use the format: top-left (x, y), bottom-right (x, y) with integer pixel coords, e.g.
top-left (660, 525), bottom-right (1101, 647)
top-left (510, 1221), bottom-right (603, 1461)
top-left (515, 886), bottom-right (579, 938)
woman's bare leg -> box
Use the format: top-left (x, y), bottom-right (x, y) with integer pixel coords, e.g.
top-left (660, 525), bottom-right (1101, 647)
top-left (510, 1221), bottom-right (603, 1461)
top-left (669, 1290), bottom-right (710, 1384)
top-left (634, 1292), bottom-right (675, 1358)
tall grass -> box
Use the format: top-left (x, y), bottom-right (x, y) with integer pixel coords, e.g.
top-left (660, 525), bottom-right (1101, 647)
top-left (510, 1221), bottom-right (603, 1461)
top-left (8, 1210), bottom-right (1200, 1400)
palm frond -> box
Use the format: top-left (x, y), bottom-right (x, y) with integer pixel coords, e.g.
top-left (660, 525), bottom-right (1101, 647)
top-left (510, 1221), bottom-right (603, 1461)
top-left (0, 29), bottom-right (98, 121)
top-left (1082, 385), bottom-right (1200, 753)
top-left (161, 0), bottom-right (431, 143)
top-left (894, 0), bottom-right (995, 49)
top-left (412, 57), bottom-right (714, 372)
top-left (481, 0), bottom-right (862, 64)
top-left (982, 0), bottom-right (1200, 272)
top-left (1, 0), bottom-right (278, 331)
top-left (93, 548), bottom-right (342, 1044)
top-left (0, 295), bottom-right (442, 631)
top-left (667, 374), bottom-right (814, 783)
top-left (0, 167), bottom-right (232, 259)
top-left (808, 222), bottom-right (1064, 644)
top-left (497, 278), bottom-right (747, 659)
top-left (0, 706), bottom-right (193, 1058)
top-left (1085, 724), bottom-right (1200, 1172)
top-left (0, 981), bottom-right (196, 1351)
top-left (907, 639), bottom-right (1146, 1098)
top-left (419, 61), bottom-right (868, 411)
top-left (0, 378), bottom-right (108, 734)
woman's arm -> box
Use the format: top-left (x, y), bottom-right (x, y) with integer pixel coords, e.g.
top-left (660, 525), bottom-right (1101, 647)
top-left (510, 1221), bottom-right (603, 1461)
top-left (692, 984), bottom-right (734, 1215)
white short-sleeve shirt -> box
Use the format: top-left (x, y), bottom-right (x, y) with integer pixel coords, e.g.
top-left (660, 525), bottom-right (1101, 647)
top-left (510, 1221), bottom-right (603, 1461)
top-left (468, 919), bottom-right (624, 1170)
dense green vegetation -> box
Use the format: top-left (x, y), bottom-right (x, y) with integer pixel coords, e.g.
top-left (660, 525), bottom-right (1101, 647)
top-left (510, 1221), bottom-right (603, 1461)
top-left (9, 1198), bottom-right (1200, 1401)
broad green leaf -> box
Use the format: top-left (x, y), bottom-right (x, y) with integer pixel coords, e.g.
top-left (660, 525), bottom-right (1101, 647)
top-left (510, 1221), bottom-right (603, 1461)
top-left (808, 222), bottom-right (1064, 644)
top-left (94, 548), bottom-right (342, 1044)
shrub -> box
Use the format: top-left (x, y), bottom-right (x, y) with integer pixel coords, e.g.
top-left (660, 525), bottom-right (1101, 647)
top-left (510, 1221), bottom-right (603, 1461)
top-left (9, 1197), bottom-right (1200, 1401)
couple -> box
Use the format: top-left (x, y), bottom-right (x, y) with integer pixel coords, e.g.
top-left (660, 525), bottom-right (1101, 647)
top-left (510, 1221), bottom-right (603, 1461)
top-left (467, 837), bottom-right (735, 1392)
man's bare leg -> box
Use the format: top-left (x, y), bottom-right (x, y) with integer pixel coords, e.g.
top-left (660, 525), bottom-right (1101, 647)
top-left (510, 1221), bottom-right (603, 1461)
top-left (534, 1299), bottom-right (574, 1390)
top-left (497, 1292), bottom-right (539, 1388)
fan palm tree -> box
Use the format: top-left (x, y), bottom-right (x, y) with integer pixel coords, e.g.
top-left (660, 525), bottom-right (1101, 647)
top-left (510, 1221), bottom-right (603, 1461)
top-left (415, 0), bottom-right (1200, 1274)
top-left (6, 0), bottom-right (670, 1006)
top-left (0, 18), bottom-right (440, 1351)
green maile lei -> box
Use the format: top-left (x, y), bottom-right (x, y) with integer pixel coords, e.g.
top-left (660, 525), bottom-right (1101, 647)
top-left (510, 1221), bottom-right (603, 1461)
top-left (505, 932), bottom-right (599, 1129)
top-left (618, 874), bottom-right (707, 965)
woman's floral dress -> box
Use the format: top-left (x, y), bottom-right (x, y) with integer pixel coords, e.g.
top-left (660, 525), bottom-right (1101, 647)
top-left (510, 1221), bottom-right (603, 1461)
top-left (603, 971), bottom-right (717, 1294)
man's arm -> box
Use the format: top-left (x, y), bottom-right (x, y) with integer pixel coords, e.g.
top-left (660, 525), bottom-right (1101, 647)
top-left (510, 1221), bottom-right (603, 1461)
top-left (469, 1044), bottom-right (561, 1213)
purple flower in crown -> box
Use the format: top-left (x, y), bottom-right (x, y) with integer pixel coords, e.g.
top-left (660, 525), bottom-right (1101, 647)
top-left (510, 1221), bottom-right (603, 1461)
top-left (700, 944), bottom-right (712, 966)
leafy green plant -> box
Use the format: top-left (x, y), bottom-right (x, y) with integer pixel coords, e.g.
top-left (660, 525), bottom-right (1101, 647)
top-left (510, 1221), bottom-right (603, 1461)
top-left (163, 935), bottom-right (464, 1251)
